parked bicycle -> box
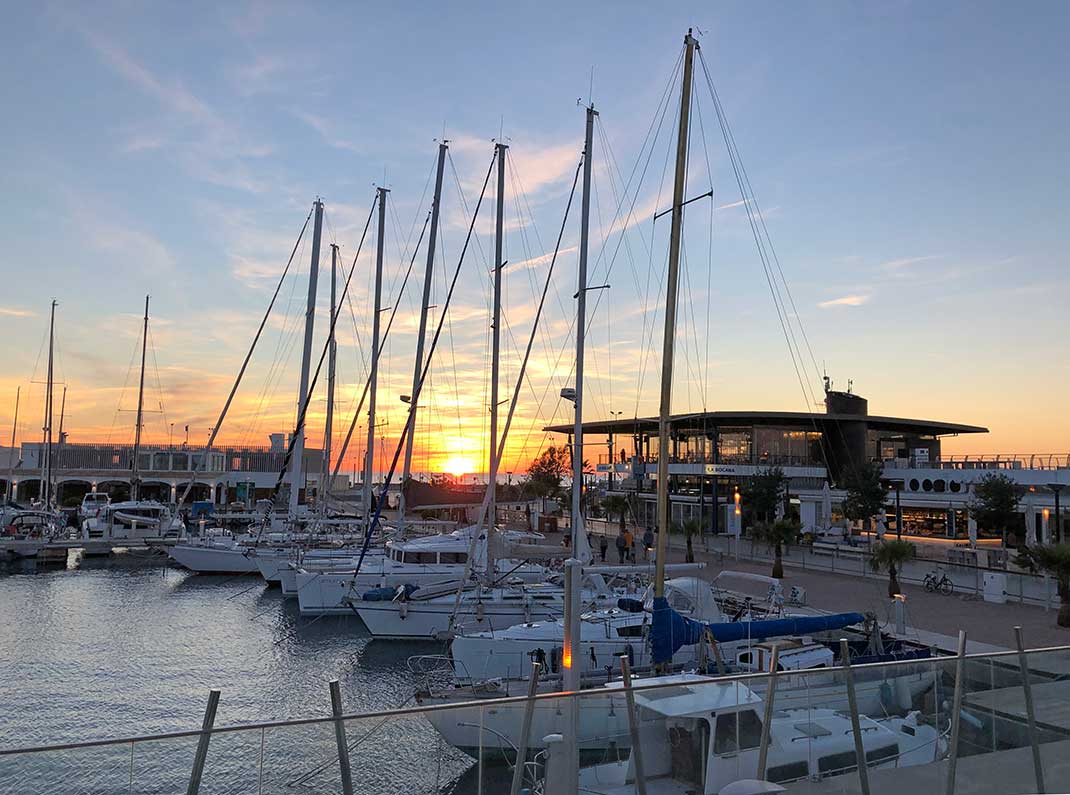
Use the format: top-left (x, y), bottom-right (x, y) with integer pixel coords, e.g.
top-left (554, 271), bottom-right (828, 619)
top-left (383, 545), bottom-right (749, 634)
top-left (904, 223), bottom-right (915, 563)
top-left (923, 568), bottom-right (954, 595)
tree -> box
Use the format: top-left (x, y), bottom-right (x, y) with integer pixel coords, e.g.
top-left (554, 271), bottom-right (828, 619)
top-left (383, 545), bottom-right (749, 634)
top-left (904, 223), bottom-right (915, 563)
top-left (842, 461), bottom-right (889, 529)
top-left (524, 446), bottom-right (570, 500)
top-left (602, 494), bottom-right (632, 532)
top-left (752, 518), bottom-right (801, 579)
top-left (869, 539), bottom-right (915, 598)
top-left (740, 467), bottom-right (786, 527)
top-left (1016, 544), bottom-right (1070, 628)
top-left (672, 517), bottom-right (702, 563)
top-left (970, 473), bottom-right (1023, 546)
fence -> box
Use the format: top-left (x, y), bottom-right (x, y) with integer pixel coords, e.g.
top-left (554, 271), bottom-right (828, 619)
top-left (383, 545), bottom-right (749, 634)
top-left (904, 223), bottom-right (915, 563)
top-left (2, 643), bottom-right (1069, 794)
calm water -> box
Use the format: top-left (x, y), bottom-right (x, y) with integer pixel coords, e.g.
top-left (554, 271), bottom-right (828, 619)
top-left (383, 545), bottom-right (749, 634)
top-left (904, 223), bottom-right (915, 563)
top-left (0, 553), bottom-right (501, 794)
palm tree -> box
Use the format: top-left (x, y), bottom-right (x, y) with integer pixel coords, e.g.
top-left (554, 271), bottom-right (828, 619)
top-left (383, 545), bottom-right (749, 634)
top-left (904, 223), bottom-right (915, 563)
top-left (672, 518), bottom-right (703, 564)
top-left (869, 539), bottom-right (915, 598)
top-left (602, 495), bottom-right (631, 533)
top-left (752, 519), bottom-right (801, 579)
top-left (1016, 544), bottom-right (1070, 628)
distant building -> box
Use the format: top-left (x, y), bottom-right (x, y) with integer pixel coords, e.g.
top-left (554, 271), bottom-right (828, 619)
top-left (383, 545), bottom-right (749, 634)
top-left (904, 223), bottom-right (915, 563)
top-left (2, 436), bottom-right (347, 507)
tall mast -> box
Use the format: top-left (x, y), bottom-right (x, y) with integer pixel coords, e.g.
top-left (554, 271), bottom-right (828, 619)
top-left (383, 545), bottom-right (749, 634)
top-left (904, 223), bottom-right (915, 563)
top-left (364, 188), bottom-right (388, 526)
top-left (400, 142), bottom-right (448, 535)
top-left (291, 200), bottom-right (323, 518)
top-left (322, 243), bottom-right (338, 512)
top-left (57, 386), bottom-right (67, 447)
top-left (42, 300), bottom-right (56, 509)
top-left (570, 105), bottom-right (596, 562)
top-left (654, 30), bottom-right (698, 598)
top-left (131, 295), bottom-right (149, 502)
top-left (7, 387), bottom-right (19, 505)
top-left (487, 142), bottom-right (507, 579)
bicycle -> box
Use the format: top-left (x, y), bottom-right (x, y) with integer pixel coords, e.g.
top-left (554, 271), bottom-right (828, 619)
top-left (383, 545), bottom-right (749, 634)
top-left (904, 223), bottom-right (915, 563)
top-left (923, 568), bottom-right (954, 595)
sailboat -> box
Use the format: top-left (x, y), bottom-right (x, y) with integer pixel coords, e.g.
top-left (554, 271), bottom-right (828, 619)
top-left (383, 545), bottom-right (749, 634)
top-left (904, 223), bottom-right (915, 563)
top-left (81, 297), bottom-right (183, 553)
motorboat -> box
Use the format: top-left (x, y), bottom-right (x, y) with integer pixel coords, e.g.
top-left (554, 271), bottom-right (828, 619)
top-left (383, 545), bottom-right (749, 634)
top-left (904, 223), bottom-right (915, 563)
top-left (82, 500), bottom-right (184, 553)
top-left (536, 674), bottom-right (945, 793)
top-left (294, 525), bottom-right (547, 615)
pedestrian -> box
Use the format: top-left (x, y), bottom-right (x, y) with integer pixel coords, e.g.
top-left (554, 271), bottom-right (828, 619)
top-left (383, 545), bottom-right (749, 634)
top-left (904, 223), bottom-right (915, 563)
top-left (642, 527), bottom-right (654, 561)
top-left (615, 531), bottom-right (626, 564)
top-left (586, 531), bottom-right (593, 553)
top-left (599, 533), bottom-right (608, 562)
top-left (623, 528), bottom-right (634, 563)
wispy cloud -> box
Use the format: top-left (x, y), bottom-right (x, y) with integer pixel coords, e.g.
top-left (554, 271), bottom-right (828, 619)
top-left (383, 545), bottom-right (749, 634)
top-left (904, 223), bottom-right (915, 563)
top-left (291, 110), bottom-right (364, 154)
top-left (877, 255), bottom-right (940, 272)
top-left (0, 307), bottom-right (36, 318)
top-left (818, 294), bottom-right (870, 308)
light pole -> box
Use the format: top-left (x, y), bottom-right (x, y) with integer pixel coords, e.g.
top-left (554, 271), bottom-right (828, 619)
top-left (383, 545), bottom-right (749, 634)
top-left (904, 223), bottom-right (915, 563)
top-left (1049, 483), bottom-right (1065, 544)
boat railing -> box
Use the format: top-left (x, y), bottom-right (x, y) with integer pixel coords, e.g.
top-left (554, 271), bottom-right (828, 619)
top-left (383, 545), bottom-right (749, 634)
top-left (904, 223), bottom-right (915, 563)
top-left (2, 643), bottom-right (1068, 793)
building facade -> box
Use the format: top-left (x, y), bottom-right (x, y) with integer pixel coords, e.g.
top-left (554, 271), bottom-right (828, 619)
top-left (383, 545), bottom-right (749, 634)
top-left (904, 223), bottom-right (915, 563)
top-left (548, 391), bottom-right (1069, 544)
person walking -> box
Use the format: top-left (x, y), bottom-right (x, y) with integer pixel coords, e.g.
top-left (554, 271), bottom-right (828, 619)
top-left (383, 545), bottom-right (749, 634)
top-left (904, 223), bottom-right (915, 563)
top-left (615, 531), bottom-right (626, 564)
top-left (599, 533), bottom-right (609, 562)
top-left (623, 528), bottom-right (634, 563)
top-left (642, 527), bottom-right (655, 562)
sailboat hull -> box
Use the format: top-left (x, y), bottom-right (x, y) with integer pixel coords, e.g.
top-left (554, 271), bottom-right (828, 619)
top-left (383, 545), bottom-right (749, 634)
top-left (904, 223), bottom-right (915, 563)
top-left (166, 544), bottom-right (258, 574)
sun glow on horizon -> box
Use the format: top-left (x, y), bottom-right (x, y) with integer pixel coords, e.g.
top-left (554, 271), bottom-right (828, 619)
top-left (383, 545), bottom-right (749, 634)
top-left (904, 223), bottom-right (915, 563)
top-left (441, 454), bottom-right (477, 477)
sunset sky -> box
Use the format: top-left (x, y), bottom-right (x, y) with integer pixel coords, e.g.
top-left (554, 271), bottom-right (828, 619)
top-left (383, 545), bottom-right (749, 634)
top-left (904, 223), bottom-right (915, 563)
top-left (1, 2), bottom-right (1067, 478)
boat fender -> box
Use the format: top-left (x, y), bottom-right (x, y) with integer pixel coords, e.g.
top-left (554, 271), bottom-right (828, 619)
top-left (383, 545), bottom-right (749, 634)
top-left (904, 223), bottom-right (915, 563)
top-left (625, 643), bottom-right (635, 667)
top-left (550, 646), bottom-right (561, 673)
top-left (476, 602), bottom-right (485, 622)
top-left (399, 602), bottom-right (409, 619)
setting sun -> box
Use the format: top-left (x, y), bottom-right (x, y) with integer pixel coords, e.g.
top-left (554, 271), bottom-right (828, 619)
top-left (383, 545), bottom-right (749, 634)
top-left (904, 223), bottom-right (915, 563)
top-left (442, 455), bottom-right (477, 477)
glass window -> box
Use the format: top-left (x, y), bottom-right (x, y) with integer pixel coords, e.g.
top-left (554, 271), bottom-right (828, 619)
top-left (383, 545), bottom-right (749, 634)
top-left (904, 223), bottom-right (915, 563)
top-left (616, 624), bottom-right (644, 638)
top-left (767, 760), bottom-right (809, 784)
top-left (713, 710), bottom-right (762, 754)
top-left (818, 750), bottom-right (858, 775)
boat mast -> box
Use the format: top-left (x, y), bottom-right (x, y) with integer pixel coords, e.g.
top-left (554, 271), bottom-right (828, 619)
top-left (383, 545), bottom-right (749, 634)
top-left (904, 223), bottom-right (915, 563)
top-left (131, 295), bottom-right (149, 502)
top-left (290, 200), bottom-right (323, 519)
top-left (486, 142), bottom-right (507, 579)
top-left (399, 142), bottom-right (448, 535)
top-left (42, 299), bottom-right (56, 510)
top-left (364, 187), bottom-right (388, 528)
top-left (654, 30), bottom-right (698, 598)
top-left (7, 386), bottom-right (19, 505)
top-left (322, 243), bottom-right (338, 514)
top-left (570, 105), bottom-right (596, 562)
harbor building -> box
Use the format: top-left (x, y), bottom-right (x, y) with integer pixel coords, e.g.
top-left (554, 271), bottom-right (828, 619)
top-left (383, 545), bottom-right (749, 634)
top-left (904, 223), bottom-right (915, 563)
top-left (0, 434), bottom-right (345, 507)
top-left (547, 388), bottom-right (1069, 547)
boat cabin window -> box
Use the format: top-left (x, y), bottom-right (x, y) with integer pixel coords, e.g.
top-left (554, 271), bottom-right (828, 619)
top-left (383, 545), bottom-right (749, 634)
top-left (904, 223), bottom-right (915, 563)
top-left (403, 552), bottom-right (437, 564)
top-left (438, 552), bottom-right (467, 564)
top-left (767, 760), bottom-right (809, 784)
top-left (615, 624), bottom-right (645, 638)
top-left (737, 652), bottom-right (753, 665)
top-left (866, 744), bottom-right (898, 765)
top-left (667, 718), bottom-right (708, 786)
top-left (817, 750), bottom-right (858, 776)
top-left (713, 709), bottom-right (763, 754)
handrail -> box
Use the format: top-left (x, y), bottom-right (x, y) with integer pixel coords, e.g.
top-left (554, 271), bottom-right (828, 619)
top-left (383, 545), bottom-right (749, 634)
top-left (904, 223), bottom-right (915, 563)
top-left (2, 643), bottom-right (1068, 758)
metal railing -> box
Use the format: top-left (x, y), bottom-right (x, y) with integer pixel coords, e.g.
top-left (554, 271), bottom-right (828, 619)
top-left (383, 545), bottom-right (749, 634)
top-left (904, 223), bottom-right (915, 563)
top-left (2, 643), bottom-right (1068, 794)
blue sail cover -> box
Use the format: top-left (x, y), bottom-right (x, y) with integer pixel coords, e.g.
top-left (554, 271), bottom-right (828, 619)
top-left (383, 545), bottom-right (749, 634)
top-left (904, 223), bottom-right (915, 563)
top-left (650, 597), bottom-right (866, 664)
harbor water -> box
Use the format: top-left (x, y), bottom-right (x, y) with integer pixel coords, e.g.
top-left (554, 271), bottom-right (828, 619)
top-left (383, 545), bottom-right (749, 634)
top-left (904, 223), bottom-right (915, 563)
top-left (0, 553), bottom-right (500, 794)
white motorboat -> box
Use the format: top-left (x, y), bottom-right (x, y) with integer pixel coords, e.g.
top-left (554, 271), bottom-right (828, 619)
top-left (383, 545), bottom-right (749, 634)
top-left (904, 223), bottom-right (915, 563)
top-left (82, 500), bottom-right (184, 554)
top-left (539, 674), bottom-right (945, 794)
top-left (294, 526), bottom-right (547, 615)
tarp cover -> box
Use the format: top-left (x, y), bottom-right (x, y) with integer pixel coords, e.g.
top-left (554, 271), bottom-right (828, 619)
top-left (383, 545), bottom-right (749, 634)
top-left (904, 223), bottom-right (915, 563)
top-left (650, 597), bottom-right (865, 664)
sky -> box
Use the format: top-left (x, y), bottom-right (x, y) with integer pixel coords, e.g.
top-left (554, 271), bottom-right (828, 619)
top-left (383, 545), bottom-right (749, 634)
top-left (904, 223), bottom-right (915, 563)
top-left (0, 1), bottom-right (1067, 478)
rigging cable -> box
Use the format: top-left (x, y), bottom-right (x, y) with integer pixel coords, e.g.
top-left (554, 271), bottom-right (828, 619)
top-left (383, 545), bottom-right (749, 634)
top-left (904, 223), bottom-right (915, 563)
top-left (175, 204), bottom-right (314, 505)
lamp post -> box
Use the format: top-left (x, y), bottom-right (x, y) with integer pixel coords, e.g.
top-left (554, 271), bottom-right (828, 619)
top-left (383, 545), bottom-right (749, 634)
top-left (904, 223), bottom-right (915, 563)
top-left (608, 410), bottom-right (623, 491)
top-left (1049, 484), bottom-right (1065, 544)
top-left (894, 481), bottom-right (903, 541)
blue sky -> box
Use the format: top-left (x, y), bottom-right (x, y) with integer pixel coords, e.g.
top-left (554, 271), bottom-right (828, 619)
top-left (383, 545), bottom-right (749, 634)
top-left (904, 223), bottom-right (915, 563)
top-left (1, 1), bottom-right (1067, 473)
